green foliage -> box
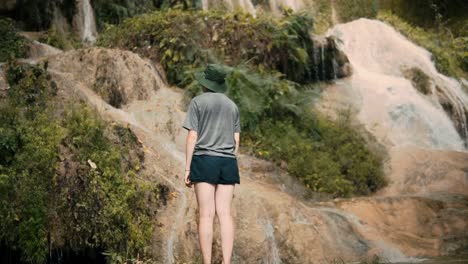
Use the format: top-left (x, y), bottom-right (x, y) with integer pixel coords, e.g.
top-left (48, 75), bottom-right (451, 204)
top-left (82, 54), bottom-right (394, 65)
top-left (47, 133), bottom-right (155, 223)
top-left (187, 64), bottom-right (385, 198)
top-left (378, 10), bottom-right (467, 79)
top-left (402, 67), bottom-right (432, 95)
top-left (0, 17), bottom-right (28, 62)
top-left (224, 65), bottom-right (308, 130)
top-left (0, 62), bottom-right (65, 262)
top-left (38, 24), bottom-right (82, 50)
top-left (245, 111), bottom-right (385, 198)
top-left (333, 0), bottom-right (468, 38)
top-left (0, 62), bottom-right (166, 262)
top-left (92, 0), bottom-right (159, 30)
top-left (379, 0), bottom-right (468, 36)
top-left (98, 9), bottom-right (316, 86)
top-left (15, 0), bottom-right (55, 30)
top-left (310, 0), bottom-right (332, 34)
top-left (14, 0), bottom-right (77, 31)
top-left (334, 0), bottom-right (379, 22)
top-left (58, 102), bottom-right (162, 259)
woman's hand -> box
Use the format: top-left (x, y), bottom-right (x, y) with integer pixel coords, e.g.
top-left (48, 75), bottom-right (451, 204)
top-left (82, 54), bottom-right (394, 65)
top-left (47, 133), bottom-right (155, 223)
top-left (184, 170), bottom-right (193, 188)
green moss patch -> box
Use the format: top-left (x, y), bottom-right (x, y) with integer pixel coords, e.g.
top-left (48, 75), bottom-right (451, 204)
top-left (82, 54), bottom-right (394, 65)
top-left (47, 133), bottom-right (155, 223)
top-left (0, 61), bottom-right (168, 262)
top-left (402, 67), bottom-right (432, 95)
top-left (0, 17), bottom-right (28, 62)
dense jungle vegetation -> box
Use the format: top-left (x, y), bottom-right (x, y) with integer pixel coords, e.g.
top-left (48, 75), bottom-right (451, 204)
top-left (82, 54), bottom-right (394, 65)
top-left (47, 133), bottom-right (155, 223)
top-left (0, 62), bottom-right (168, 262)
top-left (0, 17), bottom-right (28, 61)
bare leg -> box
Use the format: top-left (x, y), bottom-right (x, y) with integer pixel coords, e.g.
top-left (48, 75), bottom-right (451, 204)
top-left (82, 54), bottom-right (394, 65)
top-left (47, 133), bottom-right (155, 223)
top-left (215, 184), bottom-right (235, 264)
top-left (194, 182), bottom-right (216, 264)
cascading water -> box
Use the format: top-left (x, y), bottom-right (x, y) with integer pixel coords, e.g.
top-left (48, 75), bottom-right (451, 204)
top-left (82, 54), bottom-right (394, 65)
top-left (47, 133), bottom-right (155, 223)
top-left (205, 0), bottom-right (305, 16)
top-left (260, 217), bottom-right (282, 263)
top-left (79, 0), bottom-right (97, 43)
top-left (326, 18), bottom-right (468, 151)
top-left (201, 0), bottom-right (209, 10)
top-left (268, 0), bottom-right (303, 14)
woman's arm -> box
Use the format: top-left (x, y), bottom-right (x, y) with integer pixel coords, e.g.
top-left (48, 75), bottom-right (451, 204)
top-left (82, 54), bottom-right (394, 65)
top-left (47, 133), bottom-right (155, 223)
top-left (234, 132), bottom-right (240, 158)
top-left (185, 130), bottom-right (198, 170)
top-left (184, 130), bottom-right (197, 187)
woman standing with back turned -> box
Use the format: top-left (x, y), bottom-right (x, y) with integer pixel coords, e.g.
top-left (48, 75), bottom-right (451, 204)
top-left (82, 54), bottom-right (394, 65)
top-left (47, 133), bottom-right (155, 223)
top-left (182, 64), bottom-right (241, 264)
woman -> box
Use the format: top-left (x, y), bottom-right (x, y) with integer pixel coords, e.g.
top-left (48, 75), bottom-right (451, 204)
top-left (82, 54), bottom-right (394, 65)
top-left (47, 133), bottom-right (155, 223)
top-left (182, 64), bottom-right (241, 264)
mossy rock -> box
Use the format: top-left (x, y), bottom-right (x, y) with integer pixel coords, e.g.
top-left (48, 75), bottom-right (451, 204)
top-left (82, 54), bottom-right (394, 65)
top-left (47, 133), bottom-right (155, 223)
top-left (402, 67), bottom-right (432, 95)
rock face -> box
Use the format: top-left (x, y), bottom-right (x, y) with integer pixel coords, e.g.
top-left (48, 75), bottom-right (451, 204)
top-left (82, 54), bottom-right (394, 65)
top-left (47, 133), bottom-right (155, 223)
top-left (377, 147), bottom-right (468, 197)
top-left (27, 40), bottom-right (62, 59)
top-left (307, 35), bottom-right (353, 82)
top-left (47, 48), bottom-right (164, 108)
top-left (324, 18), bottom-right (468, 151)
top-left (41, 47), bottom-right (468, 263)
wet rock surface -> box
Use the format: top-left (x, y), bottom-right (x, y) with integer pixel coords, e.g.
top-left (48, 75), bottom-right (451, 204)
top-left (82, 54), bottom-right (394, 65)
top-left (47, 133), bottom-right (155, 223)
top-left (42, 47), bottom-right (468, 263)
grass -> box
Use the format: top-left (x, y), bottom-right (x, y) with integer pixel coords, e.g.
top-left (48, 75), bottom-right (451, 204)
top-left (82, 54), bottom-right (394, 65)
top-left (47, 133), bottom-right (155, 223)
top-left (333, 0), bottom-right (378, 23)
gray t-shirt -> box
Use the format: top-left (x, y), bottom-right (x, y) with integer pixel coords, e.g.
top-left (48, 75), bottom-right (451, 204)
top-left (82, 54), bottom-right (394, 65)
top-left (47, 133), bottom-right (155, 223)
top-left (182, 92), bottom-right (240, 158)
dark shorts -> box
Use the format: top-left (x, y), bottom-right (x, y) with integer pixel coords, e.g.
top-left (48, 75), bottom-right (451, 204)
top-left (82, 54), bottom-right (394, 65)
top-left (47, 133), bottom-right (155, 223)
top-left (189, 154), bottom-right (240, 185)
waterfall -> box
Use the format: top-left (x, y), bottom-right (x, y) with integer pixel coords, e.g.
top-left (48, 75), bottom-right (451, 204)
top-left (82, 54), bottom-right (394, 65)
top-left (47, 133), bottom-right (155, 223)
top-left (268, 0), bottom-right (303, 15)
top-left (208, 0), bottom-right (302, 16)
top-left (201, 0), bottom-right (209, 10)
top-left (320, 44), bottom-right (325, 80)
top-left (222, 0), bottom-right (256, 16)
top-left (80, 0), bottom-right (97, 43)
top-left (332, 58), bottom-right (338, 79)
top-left (237, 0), bottom-right (256, 17)
top-left (268, 0), bottom-right (279, 14)
top-left (318, 207), bottom-right (426, 263)
top-left (326, 18), bottom-right (468, 151)
top-left (260, 218), bottom-right (282, 263)
top-left (313, 44), bottom-right (319, 80)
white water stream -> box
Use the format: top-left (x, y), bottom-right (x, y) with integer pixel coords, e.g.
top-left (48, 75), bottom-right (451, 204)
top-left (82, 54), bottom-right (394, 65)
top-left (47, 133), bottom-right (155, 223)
top-left (203, 0), bottom-right (305, 16)
top-left (80, 0), bottom-right (97, 43)
top-left (326, 18), bottom-right (468, 151)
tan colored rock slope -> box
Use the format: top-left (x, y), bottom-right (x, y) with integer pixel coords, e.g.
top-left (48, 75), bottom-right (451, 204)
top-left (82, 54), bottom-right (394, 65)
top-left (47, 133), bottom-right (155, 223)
top-left (39, 47), bottom-right (467, 263)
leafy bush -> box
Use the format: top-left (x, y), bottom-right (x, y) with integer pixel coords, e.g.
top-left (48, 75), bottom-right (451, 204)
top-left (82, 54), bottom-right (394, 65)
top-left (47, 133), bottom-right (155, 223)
top-left (333, 0), bottom-right (378, 22)
top-left (310, 0), bottom-right (332, 34)
top-left (92, 0), bottom-right (159, 30)
top-left (186, 64), bottom-right (385, 198)
top-left (0, 62), bottom-right (167, 262)
top-left (98, 9), bottom-right (317, 85)
top-left (379, 0), bottom-right (468, 36)
top-left (14, 0), bottom-right (76, 31)
top-left (38, 24), bottom-right (82, 50)
top-left (0, 17), bottom-right (28, 62)
top-left (244, 111), bottom-right (385, 198)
